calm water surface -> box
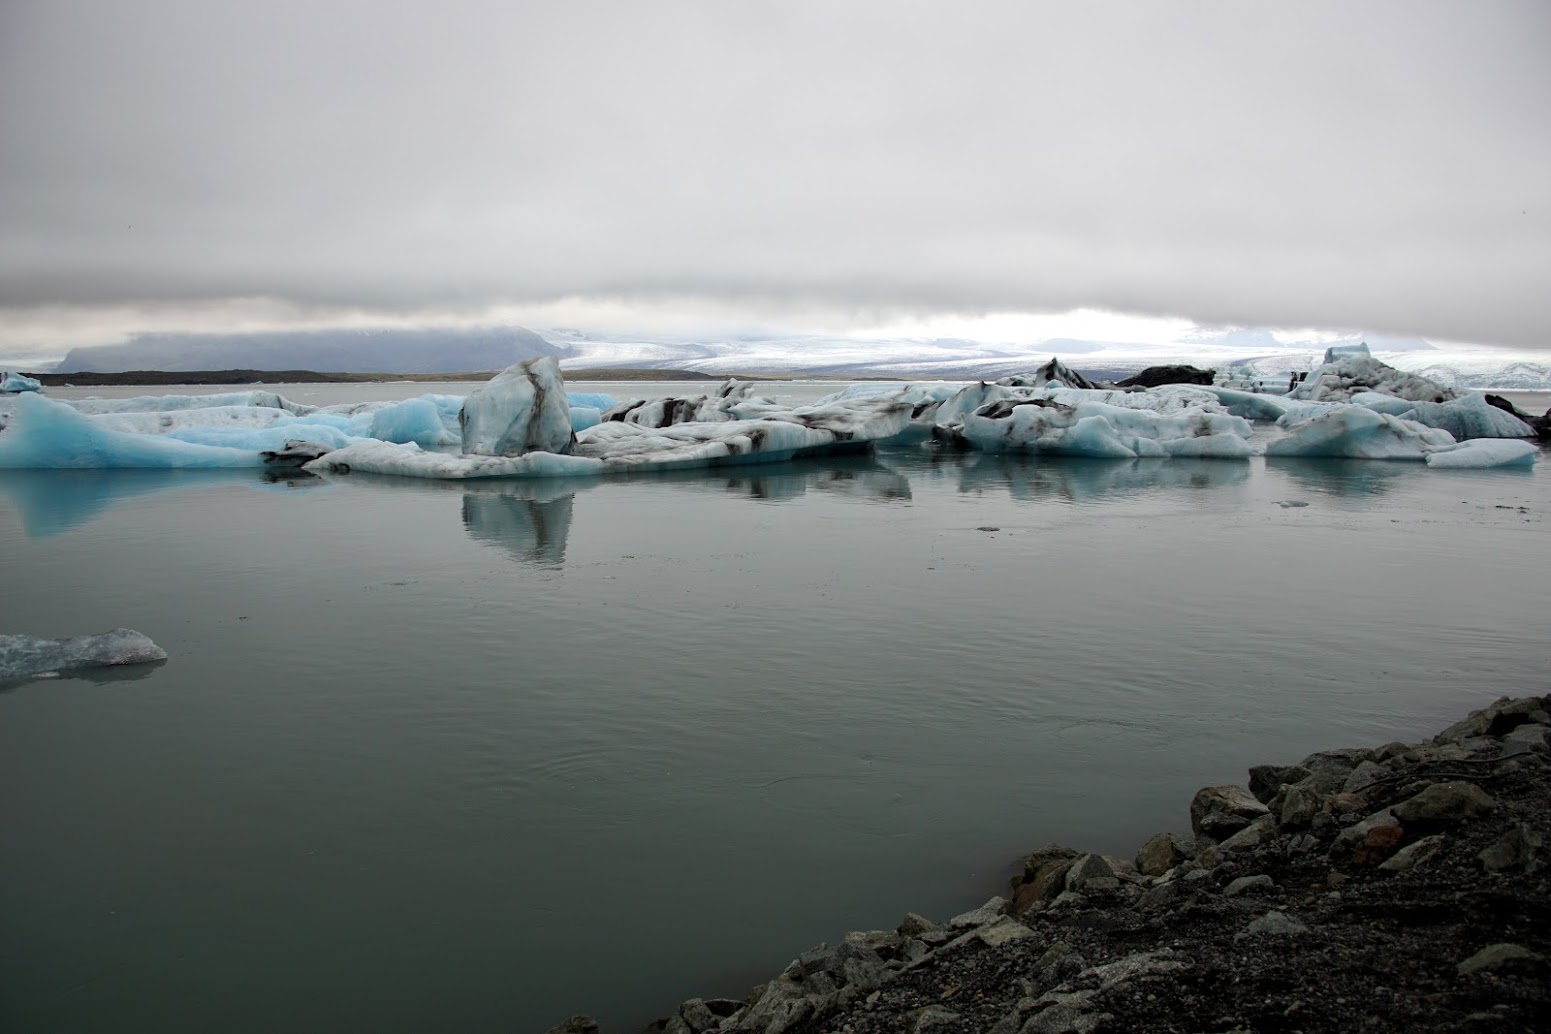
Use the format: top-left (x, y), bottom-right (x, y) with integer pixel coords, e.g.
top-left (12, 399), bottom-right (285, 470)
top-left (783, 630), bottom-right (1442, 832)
top-left (1, 383), bottom-right (1548, 1033)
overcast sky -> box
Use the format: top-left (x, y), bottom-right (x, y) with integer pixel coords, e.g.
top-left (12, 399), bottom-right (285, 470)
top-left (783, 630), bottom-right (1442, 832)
top-left (2, 0), bottom-right (1548, 362)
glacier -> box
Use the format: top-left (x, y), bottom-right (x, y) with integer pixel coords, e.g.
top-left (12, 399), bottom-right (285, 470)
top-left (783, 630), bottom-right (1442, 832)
top-left (1, 628), bottom-right (168, 684)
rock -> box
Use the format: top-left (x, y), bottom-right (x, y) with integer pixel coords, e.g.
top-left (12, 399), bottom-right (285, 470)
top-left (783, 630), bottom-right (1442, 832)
top-left (897, 912), bottom-right (941, 938)
top-left (1190, 785), bottom-right (1271, 841)
top-left (1392, 782), bottom-right (1496, 824)
top-left (1278, 783), bottom-right (1320, 829)
top-left (738, 979), bottom-right (816, 1034)
top-left (1298, 748), bottom-right (1371, 792)
top-left (949, 897), bottom-right (1006, 928)
top-left (910, 1006), bottom-right (961, 1032)
top-left (977, 916), bottom-right (1037, 947)
top-left (1336, 810), bottom-right (1401, 852)
top-left (1020, 845), bottom-right (1081, 884)
top-left (1064, 853), bottom-right (1117, 892)
top-left (1083, 949), bottom-right (1188, 989)
top-left (1114, 364), bottom-right (1215, 388)
top-left (1435, 696), bottom-right (1550, 743)
top-left (1237, 910), bottom-right (1310, 939)
top-left (1223, 875), bottom-right (1275, 897)
top-left (1352, 823), bottom-right (1406, 866)
top-left (1501, 723), bottom-right (1549, 756)
top-left (1478, 823), bottom-right (1542, 872)
top-left (1012, 859), bottom-right (1074, 914)
top-left (459, 356), bottom-right (576, 456)
top-left (1379, 834), bottom-right (1448, 872)
top-left (545, 1017), bottom-right (600, 1034)
top-left (986, 1011), bottom-right (1023, 1034)
top-left (1343, 760), bottom-right (1389, 794)
top-left (1024, 989), bottom-right (1106, 1034)
top-left (1032, 941), bottom-right (1086, 989)
top-left (1248, 763), bottom-right (1312, 804)
top-left (1135, 881), bottom-right (1185, 912)
top-left (822, 939), bottom-right (886, 990)
top-left (1456, 943), bottom-right (1546, 977)
top-left (1218, 815), bottom-right (1275, 854)
top-left (1049, 890), bottom-right (1087, 910)
top-left (1135, 833), bottom-right (1184, 876)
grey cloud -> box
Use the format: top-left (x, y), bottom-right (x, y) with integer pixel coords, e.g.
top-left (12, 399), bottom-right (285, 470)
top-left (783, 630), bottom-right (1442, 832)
top-left (1, 0), bottom-right (1548, 348)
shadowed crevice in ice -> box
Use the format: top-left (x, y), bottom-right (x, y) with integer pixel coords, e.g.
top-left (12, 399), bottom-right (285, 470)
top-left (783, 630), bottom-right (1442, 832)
top-left (0, 629), bottom-right (168, 688)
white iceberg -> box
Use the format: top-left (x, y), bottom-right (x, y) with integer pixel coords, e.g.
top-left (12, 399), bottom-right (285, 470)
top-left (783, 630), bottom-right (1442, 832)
top-left (2, 371), bottom-right (43, 393)
top-left (1, 628), bottom-right (168, 683)
top-left (1289, 352), bottom-right (1456, 404)
top-left (459, 356), bottom-right (576, 456)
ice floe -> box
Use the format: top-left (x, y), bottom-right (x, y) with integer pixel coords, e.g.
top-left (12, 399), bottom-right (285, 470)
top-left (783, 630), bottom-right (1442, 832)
top-left (0, 628), bottom-right (168, 684)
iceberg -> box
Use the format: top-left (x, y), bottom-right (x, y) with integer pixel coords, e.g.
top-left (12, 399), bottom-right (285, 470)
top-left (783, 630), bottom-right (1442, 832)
top-left (1350, 392), bottom-right (1534, 440)
top-left (307, 397), bottom-right (913, 480)
top-left (1, 628), bottom-right (168, 684)
top-left (459, 356), bottom-right (576, 456)
top-left (2, 371), bottom-right (43, 393)
top-left (1424, 439), bottom-right (1539, 469)
top-left (1290, 352), bottom-right (1456, 403)
top-left (959, 398), bottom-right (1256, 459)
top-left (0, 393), bottom-right (274, 469)
top-left (1265, 407), bottom-right (1457, 460)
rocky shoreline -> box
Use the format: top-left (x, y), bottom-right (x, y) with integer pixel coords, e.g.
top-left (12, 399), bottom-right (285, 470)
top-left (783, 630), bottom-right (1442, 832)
top-left (552, 695), bottom-right (1550, 1034)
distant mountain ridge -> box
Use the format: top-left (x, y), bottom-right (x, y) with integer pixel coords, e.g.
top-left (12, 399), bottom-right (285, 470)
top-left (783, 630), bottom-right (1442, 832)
top-left (53, 326), bottom-right (567, 374)
top-left (40, 324), bottom-right (1551, 389)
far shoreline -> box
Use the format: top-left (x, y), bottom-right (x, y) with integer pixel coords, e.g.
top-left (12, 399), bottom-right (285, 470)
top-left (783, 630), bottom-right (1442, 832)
top-left (19, 368), bottom-right (907, 387)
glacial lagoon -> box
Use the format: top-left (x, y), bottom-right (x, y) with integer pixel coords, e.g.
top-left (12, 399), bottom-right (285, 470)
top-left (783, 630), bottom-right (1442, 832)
top-left (1, 382), bottom-right (1548, 1033)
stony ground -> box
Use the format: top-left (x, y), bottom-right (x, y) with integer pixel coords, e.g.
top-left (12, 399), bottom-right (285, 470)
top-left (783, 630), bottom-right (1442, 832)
top-left (552, 695), bottom-right (1551, 1034)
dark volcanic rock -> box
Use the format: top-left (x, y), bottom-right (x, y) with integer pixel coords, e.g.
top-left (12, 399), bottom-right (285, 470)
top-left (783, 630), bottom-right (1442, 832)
top-left (1114, 364), bottom-right (1216, 388)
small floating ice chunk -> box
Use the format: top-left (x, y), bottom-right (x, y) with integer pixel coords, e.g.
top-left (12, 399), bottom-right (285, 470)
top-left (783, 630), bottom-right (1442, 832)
top-left (1424, 439), bottom-right (1538, 468)
top-left (1266, 407), bottom-right (1456, 460)
top-left (459, 357), bottom-right (576, 456)
top-left (1, 371), bottom-right (43, 393)
top-left (1, 628), bottom-right (168, 683)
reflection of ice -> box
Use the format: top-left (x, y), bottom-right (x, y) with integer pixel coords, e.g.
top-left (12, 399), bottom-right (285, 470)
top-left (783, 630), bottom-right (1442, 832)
top-left (621, 456), bottom-right (913, 504)
top-left (1266, 457), bottom-right (1409, 497)
top-left (0, 469), bottom-right (258, 536)
top-left (462, 489), bottom-right (575, 568)
top-left (958, 454), bottom-right (1250, 502)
